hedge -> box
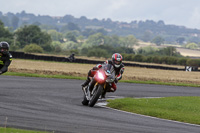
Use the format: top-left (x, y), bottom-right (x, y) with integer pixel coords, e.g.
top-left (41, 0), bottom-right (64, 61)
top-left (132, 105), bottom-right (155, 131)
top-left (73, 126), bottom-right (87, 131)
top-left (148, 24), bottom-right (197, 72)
top-left (122, 53), bottom-right (200, 67)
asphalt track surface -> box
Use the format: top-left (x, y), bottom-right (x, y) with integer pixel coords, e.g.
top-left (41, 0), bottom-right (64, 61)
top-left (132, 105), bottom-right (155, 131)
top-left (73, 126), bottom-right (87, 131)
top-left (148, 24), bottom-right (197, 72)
top-left (0, 76), bottom-right (200, 133)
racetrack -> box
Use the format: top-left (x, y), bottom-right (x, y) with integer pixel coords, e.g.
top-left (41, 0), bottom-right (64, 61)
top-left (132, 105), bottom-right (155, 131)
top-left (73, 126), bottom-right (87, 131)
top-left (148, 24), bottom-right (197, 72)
top-left (0, 76), bottom-right (200, 133)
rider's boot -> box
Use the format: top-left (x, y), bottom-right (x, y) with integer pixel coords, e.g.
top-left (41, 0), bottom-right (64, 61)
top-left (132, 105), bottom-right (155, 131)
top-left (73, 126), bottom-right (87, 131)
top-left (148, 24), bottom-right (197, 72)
top-left (81, 77), bottom-right (91, 87)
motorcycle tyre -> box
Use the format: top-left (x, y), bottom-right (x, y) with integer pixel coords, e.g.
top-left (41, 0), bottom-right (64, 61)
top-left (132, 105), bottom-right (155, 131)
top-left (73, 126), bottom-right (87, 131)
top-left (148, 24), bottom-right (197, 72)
top-left (88, 85), bottom-right (103, 107)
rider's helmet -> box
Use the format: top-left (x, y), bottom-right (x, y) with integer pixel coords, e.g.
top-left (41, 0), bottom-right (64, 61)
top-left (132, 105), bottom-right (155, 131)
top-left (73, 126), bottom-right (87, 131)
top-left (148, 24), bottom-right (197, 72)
top-left (111, 53), bottom-right (123, 68)
top-left (0, 41), bottom-right (9, 55)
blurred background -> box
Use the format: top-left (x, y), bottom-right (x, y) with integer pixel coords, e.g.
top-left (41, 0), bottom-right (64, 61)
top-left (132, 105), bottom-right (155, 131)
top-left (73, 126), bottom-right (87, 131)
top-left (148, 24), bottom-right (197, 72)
top-left (1, 0), bottom-right (200, 66)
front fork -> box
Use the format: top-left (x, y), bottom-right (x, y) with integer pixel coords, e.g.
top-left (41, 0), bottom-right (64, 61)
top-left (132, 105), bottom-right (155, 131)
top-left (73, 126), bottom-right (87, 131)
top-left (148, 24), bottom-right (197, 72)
top-left (82, 86), bottom-right (90, 100)
top-left (82, 79), bottom-right (97, 100)
top-left (84, 84), bottom-right (106, 100)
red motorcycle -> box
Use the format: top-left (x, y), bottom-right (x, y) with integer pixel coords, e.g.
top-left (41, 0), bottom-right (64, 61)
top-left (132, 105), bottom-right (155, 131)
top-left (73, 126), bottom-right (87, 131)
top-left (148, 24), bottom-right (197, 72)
top-left (82, 64), bottom-right (116, 107)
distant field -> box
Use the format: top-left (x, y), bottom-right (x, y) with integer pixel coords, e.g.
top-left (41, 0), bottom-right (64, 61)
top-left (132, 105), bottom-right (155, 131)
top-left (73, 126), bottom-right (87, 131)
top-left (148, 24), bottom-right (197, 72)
top-left (8, 59), bottom-right (200, 85)
top-left (136, 41), bottom-right (200, 57)
top-left (176, 47), bottom-right (200, 57)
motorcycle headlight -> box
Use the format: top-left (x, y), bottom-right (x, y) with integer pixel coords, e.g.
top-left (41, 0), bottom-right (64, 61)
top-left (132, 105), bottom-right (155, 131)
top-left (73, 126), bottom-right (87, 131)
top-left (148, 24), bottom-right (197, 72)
top-left (97, 71), bottom-right (105, 80)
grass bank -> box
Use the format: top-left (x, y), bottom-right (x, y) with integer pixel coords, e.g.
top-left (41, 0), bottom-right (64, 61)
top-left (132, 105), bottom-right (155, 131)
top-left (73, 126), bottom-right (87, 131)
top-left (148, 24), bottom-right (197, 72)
top-left (9, 59), bottom-right (200, 86)
top-left (4, 72), bottom-right (85, 80)
top-left (107, 97), bottom-right (200, 125)
top-left (0, 127), bottom-right (50, 133)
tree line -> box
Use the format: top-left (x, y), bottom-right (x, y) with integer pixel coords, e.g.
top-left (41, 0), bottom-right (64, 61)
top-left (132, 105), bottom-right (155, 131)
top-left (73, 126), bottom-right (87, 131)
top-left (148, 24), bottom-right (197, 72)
top-left (1, 19), bottom-right (200, 67)
top-left (1, 11), bottom-right (200, 44)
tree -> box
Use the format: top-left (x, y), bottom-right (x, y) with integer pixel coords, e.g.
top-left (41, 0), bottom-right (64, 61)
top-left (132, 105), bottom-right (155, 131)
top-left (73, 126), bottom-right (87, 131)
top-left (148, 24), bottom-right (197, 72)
top-left (96, 28), bottom-right (108, 35)
top-left (54, 44), bottom-right (62, 53)
top-left (176, 37), bottom-right (185, 44)
top-left (151, 36), bottom-right (164, 46)
top-left (67, 22), bottom-right (80, 31)
top-left (82, 28), bottom-right (96, 37)
top-left (48, 30), bottom-right (63, 42)
top-left (63, 41), bottom-right (79, 50)
top-left (83, 33), bottom-right (104, 47)
top-left (121, 35), bottom-right (138, 48)
top-left (0, 20), bottom-right (13, 39)
top-left (0, 20), bottom-right (14, 46)
top-left (0, 16), bottom-right (10, 27)
top-left (87, 48), bottom-right (109, 58)
top-left (23, 44), bottom-right (44, 53)
top-left (104, 35), bottom-right (122, 47)
top-left (137, 46), bottom-right (158, 55)
top-left (141, 31), bottom-right (153, 42)
top-left (159, 47), bottom-right (181, 56)
top-left (40, 24), bottom-right (58, 31)
top-left (65, 32), bottom-right (77, 42)
top-left (60, 22), bottom-right (80, 33)
top-left (189, 37), bottom-right (200, 44)
top-left (15, 25), bottom-right (52, 49)
top-left (185, 43), bottom-right (198, 49)
top-left (11, 16), bottom-right (19, 30)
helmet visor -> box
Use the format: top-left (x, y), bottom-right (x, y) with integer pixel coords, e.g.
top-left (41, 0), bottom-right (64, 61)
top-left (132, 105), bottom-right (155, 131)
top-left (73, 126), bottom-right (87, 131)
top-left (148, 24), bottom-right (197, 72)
top-left (114, 60), bottom-right (121, 65)
top-left (1, 48), bottom-right (8, 52)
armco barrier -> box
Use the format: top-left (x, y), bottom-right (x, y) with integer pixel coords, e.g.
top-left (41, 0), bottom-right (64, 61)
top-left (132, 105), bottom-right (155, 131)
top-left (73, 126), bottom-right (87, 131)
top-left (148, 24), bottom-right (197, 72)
top-left (10, 51), bottom-right (197, 71)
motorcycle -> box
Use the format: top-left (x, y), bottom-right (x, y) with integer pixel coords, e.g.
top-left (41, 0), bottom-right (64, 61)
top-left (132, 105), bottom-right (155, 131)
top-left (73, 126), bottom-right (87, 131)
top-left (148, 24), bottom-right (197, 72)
top-left (82, 64), bottom-right (116, 107)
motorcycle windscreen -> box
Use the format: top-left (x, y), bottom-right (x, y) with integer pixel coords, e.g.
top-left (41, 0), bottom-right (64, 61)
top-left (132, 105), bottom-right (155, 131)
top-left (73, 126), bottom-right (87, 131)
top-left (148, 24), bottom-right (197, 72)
top-left (102, 64), bottom-right (115, 83)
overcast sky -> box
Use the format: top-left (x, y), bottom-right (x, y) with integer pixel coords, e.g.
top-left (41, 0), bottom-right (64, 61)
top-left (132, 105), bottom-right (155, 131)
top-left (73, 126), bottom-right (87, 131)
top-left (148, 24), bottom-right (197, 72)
top-left (1, 0), bottom-right (200, 29)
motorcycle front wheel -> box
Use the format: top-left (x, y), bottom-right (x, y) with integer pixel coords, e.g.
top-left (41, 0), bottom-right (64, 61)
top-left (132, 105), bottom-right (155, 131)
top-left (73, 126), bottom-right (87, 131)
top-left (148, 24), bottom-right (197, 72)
top-left (88, 85), bottom-right (103, 107)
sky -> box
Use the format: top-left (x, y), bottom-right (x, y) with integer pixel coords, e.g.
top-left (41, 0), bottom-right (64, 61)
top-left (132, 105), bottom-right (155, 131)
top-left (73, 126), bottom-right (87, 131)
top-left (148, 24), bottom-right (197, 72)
top-left (1, 0), bottom-right (200, 29)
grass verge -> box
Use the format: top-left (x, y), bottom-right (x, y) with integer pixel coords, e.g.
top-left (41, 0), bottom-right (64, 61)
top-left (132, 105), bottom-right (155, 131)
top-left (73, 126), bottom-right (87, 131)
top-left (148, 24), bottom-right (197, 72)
top-left (4, 72), bottom-right (85, 80)
top-left (0, 127), bottom-right (50, 133)
top-left (122, 80), bottom-right (200, 87)
top-left (3, 72), bottom-right (200, 87)
top-left (107, 97), bottom-right (200, 125)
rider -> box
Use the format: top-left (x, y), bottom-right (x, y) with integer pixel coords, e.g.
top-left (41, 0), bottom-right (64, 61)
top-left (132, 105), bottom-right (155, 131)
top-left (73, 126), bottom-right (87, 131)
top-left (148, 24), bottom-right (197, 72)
top-left (0, 41), bottom-right (12, 75)
top-left (81, 53), bottom-right (124, 97)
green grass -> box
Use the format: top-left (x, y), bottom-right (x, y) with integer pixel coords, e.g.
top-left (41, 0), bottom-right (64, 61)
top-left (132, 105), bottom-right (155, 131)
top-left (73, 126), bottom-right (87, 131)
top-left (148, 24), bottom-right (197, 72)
top-left (4, 72), bottom-right (85, 80)
top-left (0, 127), bottom-right (50, 133)
top-left (3, 72), bottom-right (200, 87)
top-left (122, 80), bottom-right (200, 87)
top-left (107, 97), bottom-right (200, 125)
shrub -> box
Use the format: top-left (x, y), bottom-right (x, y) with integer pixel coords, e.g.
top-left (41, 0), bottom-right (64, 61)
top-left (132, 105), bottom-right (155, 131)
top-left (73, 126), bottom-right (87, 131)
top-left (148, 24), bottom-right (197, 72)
top-left (146, 56), bottom-right (153, 63)
top-left (186, 59), bottom-right (200, 67)
top-left (23, 44), bottom-right (44, 53)
top-left (185, 43), bottom-right (198, 50)
top-left (122, 54), bottom-right (134, 61)
top-left (54, 45), bottom-right (62, 53)
top-left (152, 56), bottom-right (161, 64)
top-left (177, 58), bottom-right (187, 66)
top-left (165, 57), bottom-right (178, 65)
top-left (87, 48), bottom-right (109, 58)
top-left (70, 49), bottom-right (79, 55)
top-left (133, 54), bottom-right (145, 62)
